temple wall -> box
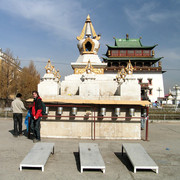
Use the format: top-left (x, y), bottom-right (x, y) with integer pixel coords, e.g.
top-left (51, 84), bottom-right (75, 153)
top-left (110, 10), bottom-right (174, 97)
top-left (104, 72), bottom-right (164, 102)
top-left (40, 106), bottom-right (141, 139)
top-left (134, 72), bottom-right (165, 102)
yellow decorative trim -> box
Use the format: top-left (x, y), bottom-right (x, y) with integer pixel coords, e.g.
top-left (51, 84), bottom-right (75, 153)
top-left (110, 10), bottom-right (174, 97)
top-left (74, 68), bottom-right (86, 74)
top-left (120, 67), bottom-right (127, 80)
top-left (45, 59), bottom-right (53, 74)
top-left (74, 68), bottom-right (104, 74)
top-left (77, 23), bottom-right (86, 41)
top-left (125, 60), bottom-right (134, 75)
top-left (152, 50), bottom-right (155, 56)
top-left (56, 69), bottom-right (61, 80)
top-left (108, 50), bottom-right (111, 56)
top-left (92, 68), bottom-right (104, 74)
top-left (74, 60), bottom-right (104, 74)
top-left (82, 37), bottom-right (95, 54)
top-left (158, 61), bottom-right (161, 67)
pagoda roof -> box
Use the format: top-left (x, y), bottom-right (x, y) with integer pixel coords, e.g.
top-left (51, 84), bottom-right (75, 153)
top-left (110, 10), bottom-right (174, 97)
top-left (106, 36), bottom-right (157, 49)
top-left (102, 57), bottom-right (163, 62)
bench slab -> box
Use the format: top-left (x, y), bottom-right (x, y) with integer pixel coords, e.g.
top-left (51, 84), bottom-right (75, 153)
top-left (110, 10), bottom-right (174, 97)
top-left (79, 143), bottom-right (105, 173)
top-left (20, 143), bottom-right (54, 171)
top-left (122, 143), bottom-right (158, 173)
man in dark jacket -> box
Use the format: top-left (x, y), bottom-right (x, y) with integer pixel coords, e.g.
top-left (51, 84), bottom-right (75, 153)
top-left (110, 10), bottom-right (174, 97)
top-left (31, 91), bottom-right (42, 143)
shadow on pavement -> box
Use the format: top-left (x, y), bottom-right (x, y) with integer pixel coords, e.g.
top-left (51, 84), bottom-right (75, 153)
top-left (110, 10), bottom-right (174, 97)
top-left (73, 152), bottom-right (80, 172)
top-left (114, 152), bottom-right (133, 172)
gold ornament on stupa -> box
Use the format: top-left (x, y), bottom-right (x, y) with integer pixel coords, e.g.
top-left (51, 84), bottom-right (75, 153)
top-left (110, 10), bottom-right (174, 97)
top-left (56, 69), bottom-right (61, 81)
top-left (45, 59), bottom-right (61, 80)
top-left (45, 59), bottom-right (53, 74)
top-left (126, 60), bottom-right (134, 75)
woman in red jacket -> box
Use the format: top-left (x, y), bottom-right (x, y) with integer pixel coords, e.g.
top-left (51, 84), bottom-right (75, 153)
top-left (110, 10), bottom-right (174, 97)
top-left (31, 91), bottom-right (42, 143)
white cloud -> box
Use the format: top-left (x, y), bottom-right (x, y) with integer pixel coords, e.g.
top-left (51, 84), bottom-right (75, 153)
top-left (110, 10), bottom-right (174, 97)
top-left (157, 48), bottom-right (180, 68)
top-left (124, 2), bottom-right (180, 27)
top-left (0, 0), bottom-right (86, 40)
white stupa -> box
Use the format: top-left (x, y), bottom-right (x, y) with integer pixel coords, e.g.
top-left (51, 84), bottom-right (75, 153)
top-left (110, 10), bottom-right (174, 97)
top-left (71, 14), bottom-right (107, 74)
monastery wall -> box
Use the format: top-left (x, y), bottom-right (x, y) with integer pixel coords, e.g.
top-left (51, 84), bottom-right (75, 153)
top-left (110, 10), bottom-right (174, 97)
top-left (104, 72), bottom-right (164, 102)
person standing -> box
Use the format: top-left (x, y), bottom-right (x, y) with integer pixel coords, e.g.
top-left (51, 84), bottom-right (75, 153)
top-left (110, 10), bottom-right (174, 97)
top-left (11, 93), bottom-right (26, 137)
top-left (31, 91), bottom-right (42, 143)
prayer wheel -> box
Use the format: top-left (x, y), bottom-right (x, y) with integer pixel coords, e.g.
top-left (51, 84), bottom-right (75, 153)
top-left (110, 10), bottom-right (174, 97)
top-left (100, 107), bottom-right (106, 116)
top-left (72, 107), bottom-right (77, 115)
top-left (57, 107), bottom-right (63, 115)
top-left (129, 108), bottom-right (135, 116)
top-left (115, 107), bottom-right (121, 116)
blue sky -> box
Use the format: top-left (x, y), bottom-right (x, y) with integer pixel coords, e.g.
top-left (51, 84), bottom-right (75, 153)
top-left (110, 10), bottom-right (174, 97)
top-left (0, 0), bottom-right (180, 93)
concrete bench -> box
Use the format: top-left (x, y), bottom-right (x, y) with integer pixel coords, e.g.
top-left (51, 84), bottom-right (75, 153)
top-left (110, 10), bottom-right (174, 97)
top-left (122, 143), bottom-right (158, 173)
top-left (79, 143), bottom-right (105, 173)
top-left (20, 143), bottom-right (54, 172)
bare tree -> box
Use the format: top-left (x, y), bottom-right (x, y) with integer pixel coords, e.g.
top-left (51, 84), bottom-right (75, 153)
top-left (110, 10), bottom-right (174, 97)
top-left (18, 61), bottom-right (40, 100)
top-left (0, 48), bottom-right (20, 106)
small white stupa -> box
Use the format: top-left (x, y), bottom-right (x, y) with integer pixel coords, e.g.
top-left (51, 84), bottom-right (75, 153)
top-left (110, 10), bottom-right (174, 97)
top-left (38, 59), bottom-right (61, 97)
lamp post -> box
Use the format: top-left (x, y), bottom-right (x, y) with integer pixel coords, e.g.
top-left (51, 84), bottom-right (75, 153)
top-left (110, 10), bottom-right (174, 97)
top-left (157, 87), bottom-right (162, 98)
top-left (173, 84), bottom-right (179, 105)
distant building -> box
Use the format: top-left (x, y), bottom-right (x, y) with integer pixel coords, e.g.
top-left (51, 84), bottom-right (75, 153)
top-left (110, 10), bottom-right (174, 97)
top-left (102, 34), bottom-right (165, 102)
top-left (165, 85), bottom-right (180, 105)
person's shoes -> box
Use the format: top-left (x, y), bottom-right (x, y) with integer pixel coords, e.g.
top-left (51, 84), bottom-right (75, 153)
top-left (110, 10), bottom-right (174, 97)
top-left (13, 135), bottom-right (18, 138)
top-left (19, 133), bottom-right (23, 136)
top-left (33, 139), bottom-right (41, 143)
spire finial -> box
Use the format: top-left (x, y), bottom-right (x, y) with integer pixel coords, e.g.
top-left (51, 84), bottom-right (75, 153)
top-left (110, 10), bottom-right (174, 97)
top-left (77, 14), bottom-right (100, 41)
top-left (86, 14), bottom-right (91, 22)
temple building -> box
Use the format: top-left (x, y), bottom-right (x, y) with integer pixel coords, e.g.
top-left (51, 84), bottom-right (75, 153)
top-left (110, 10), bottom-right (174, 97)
top-left (102, 34), bottom-right (165, 102)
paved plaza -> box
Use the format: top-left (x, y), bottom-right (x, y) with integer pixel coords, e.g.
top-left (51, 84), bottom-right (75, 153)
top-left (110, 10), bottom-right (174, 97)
top-left (0, 118), bottom-right (180, 180)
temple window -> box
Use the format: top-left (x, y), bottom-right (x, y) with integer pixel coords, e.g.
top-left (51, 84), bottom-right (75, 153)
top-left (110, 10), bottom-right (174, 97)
top-left (143, 50), bottom-right (150, 56)
top-left (85, 41), bottom-right (92, 51)
top-left (135, 50), bottom-right (142, 56)
top-left (107, 62), bottom-right (111, 67)
top-left (112, 62), bottom-right (119, 67)
top-left (149, 89), bottom-right (152, 95)
top-left (111, 50), bottom-right (119, 56)
top-left (144, 62), bottom-right (150, 66)
top-left (127, 50), bottom-right (134, 56)
top-left (138, 78), bottom-right (142, 84)
top-left (121, 62), bottom-right (127, 67)
top-left (148, 79), bottom-right (152, 85)
top-left (120, 50), bottom-right (126, 56)
top-left (136, 62), bottom-right (142, 67)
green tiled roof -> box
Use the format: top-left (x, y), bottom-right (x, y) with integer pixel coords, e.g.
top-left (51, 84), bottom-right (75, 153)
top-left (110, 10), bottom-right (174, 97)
top-left (102, 57), bottom-right (163, 62)
top-left (106, 38), bottom-right (157, 49)
top-left (115, 38), bottom-right (142, 47)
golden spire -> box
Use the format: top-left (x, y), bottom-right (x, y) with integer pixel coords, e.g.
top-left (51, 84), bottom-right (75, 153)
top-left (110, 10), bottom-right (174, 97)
top-left (76, 14), bottom-right (100, 41)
